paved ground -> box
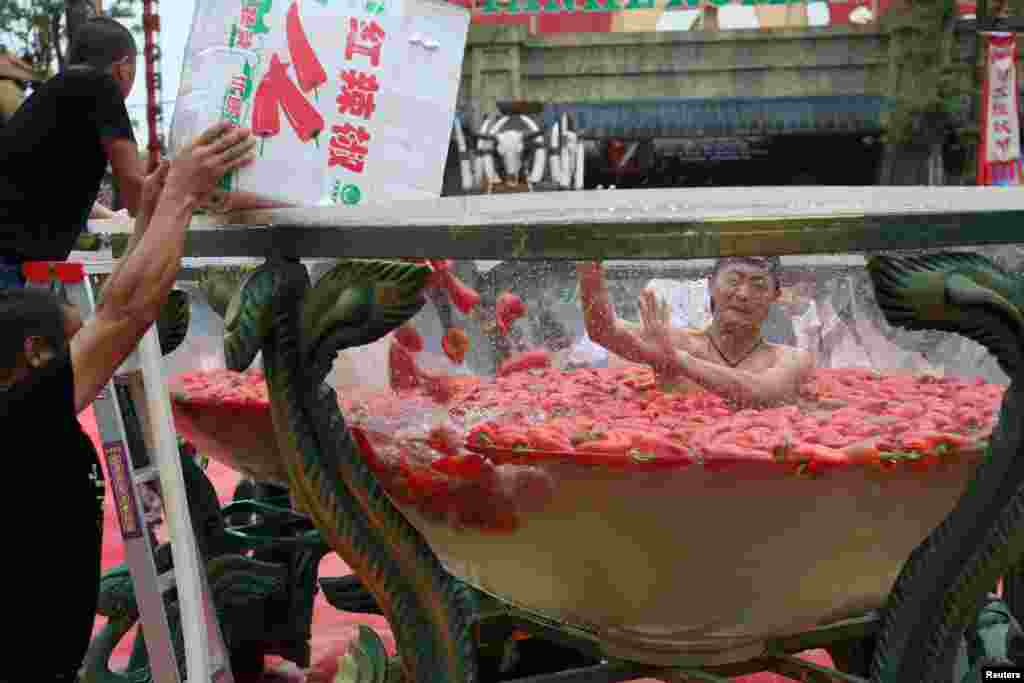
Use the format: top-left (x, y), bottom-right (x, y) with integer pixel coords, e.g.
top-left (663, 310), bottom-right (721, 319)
top-left (80, 407), bottom-right (831, 683)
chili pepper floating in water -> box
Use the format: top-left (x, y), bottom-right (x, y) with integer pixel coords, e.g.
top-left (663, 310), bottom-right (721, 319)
top-left (498, 349), bottom-right (550, 377)
top-left (268, 53), bottom-right (324, 144)
top-left (495, 291), bottom-right (526, 336)
top-left (286, 2), bottom-right (327, 98)
top-left (250, 68), bottom-right (281, 155)
top-left (442, 327), bottom-right (470, 365)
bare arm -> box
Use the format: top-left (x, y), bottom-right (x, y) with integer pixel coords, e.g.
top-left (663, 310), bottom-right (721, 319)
top-left (576, 262), bottom-right (669, 367)
top-left (103, 137), bottom-right (146, 216)
top-left (72, 124), bottom-right (257, 413)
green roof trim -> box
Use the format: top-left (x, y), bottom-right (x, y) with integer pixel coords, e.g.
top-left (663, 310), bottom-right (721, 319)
top-left (539, 95), bottom-right (892, 138)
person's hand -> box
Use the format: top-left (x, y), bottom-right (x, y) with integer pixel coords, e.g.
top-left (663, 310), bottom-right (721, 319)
top-left (165, 122), bottom-right (258, 203)
top-left (639, 288), bottom-right (674, 354)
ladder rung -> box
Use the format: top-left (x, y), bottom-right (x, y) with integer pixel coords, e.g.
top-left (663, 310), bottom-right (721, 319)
top-left (157, 569), bottom-right (177, 593)
top-left (134, 465), bottom-right (159, 484)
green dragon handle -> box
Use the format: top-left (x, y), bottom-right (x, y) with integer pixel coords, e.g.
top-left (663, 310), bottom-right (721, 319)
top-left (867, 252), bottom-right (1024, 682)
top-left (223, 257), bottom-right (479, 683)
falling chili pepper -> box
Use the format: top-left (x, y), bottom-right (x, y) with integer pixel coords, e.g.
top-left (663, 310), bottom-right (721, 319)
top-left (394, 324), bottom-right (424, 353)
top-left (442, 328), bottom-right (470, 365)
top-left (495, 292), bottom-right (526, 336)
top-left (286, 1), bottom-right (327, 98)
top-left (251, 69), bottom-right (281, 156)
top-left (268, 53), bottom-right (324, 145)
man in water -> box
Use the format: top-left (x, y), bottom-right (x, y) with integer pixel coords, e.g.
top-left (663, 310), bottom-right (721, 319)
top-left (577, 257), bottom-right (813, 406)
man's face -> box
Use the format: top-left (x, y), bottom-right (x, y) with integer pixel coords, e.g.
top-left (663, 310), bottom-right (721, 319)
top-left (710, 262), bottom-right (779, 327)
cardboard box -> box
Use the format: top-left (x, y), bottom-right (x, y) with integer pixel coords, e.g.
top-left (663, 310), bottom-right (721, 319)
top-left (169, 0), bottom-right (470, 207)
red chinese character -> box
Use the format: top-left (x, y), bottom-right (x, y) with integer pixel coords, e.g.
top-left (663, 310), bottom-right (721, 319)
top-left (230, 75), bottom-right (248, 98)
top-left (337, 70), bottom-right (380, 120)
top-left (237, 30), bottom-right (253, 49)
top-left (994, 120), bottom-right (1013, 135)
top-left (993, 86), bottom-right (1010, 99)
top-left (996, 136), bottom-right (1012, 155)
top-left (345, 19), bottom-right (386, 67)
top-left (329, 123), bottom-right (371, 173)
top-left (226, 95), bottom-right (243, 119)
top-left (994, 102), bottom-right (1010, 117)
top-left (240, 6), bottom-right (258, 28)
top-left (996, 66), bottom-right (1012, 84)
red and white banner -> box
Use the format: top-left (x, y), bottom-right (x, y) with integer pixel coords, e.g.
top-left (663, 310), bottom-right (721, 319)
top-left (979, 33), bottom-right (1023, 185)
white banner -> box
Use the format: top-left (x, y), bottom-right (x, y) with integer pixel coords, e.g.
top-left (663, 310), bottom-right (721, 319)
top-left (985, 33), bottom-right (1021, 164)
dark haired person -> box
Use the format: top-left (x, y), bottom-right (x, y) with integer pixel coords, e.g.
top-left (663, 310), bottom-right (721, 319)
top-left (0, 16), bottom-right (145, 292)
top-left (0, 121), bottom-right (256, 682)
top-left (577, 257), bottom-right (813, 406)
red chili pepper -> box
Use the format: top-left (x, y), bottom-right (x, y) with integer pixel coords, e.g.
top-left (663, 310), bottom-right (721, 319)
top-left (251, 69), bottom-right (281, 149)
top-left (286, 2), bottom-right (327, 95)
top-left (498, 350), bottom-right (551, 377)
top-left (491, 428), bottom-right (531, 451)
top-left (495, 292), bottom-right (526, 336)
top-left (442, 328), bottom-right (470, 365)
top-left (421, 369), bottom-right (457, 404)
top-left (426, 424), bottom-right (460, 458)
top-left (394, 324), bottom-right (424, 353)
top-left (526, 425), bottom-right (574, 454)
top-left (268, 53), bottom-right (324, 144)
top-left (841, 440), bottom-right (882, 466)
top-left (575, 430), bottom-right (632, 460)
top-left (793, 443), bottom-right (849, 470)
top-left (431, 453), bottom-right (490, 479)
top-left (389, 339), bottom-right (419, 391)
top-left (438, 270), bottom-right (480, 315)
top-left (466, 423), bottom-right (500, 451)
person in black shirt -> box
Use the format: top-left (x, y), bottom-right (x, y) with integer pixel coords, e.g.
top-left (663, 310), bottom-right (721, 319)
top-left (0, 16), bottom-right (145, 289)
top-left (0, 120), bottom-right (256, 681)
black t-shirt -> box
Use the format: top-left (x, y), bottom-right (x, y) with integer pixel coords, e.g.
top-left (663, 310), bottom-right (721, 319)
top-left (0, 66), bottom-right (134, 262)
top-left (0, 352), bottom-right (101, 487)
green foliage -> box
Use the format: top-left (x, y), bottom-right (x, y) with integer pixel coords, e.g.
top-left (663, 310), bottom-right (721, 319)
top-left (881, 0), bottom-right (963, 147)
top-left (0, 0), bottom-right (139, 76)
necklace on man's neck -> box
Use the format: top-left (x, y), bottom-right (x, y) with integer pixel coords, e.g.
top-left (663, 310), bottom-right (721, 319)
top-left (706, 329), bottom-right (764, 368)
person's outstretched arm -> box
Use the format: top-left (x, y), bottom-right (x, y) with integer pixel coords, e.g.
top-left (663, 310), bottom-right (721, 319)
top-left (71, 123), bottom-right (257, 413)
top-left (577, 261), bottom-right (669, 367)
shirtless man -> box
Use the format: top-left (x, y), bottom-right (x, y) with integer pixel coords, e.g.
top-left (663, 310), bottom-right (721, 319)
top-left (577, 257), bottom-right (813, 406)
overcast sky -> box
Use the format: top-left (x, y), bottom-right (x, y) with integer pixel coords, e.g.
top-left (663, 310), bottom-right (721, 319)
top-left (124, 0), bottom-right (194, 145)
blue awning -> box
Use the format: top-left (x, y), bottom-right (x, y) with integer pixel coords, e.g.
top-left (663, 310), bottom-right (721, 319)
top-left (537, 95), bottom-right (890, 138)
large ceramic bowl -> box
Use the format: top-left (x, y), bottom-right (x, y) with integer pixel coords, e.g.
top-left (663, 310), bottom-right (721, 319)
top-left (171, 388), bottom-right (980, 667)
top-left (395, 459), bottom-right (975, 666)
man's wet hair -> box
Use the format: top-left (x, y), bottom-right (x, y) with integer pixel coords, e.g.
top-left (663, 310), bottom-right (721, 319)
top-left (0, 288), bottom-right (66, 373)
top-left (67, 16), bottom-right (137, 71)
top-left (711, 257), bottom-right (782, 287)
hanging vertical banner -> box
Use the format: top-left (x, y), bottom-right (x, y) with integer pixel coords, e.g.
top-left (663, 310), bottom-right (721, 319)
top-left (979, 32), bottom-right (1023, 186)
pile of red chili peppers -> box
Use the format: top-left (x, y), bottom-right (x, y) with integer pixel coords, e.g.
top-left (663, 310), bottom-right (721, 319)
top-left (172, 363), bottom-right (1002, 534)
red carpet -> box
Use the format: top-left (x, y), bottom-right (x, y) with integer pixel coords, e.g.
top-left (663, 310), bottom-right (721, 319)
top-left (80, 407), bottom-right (831, 682)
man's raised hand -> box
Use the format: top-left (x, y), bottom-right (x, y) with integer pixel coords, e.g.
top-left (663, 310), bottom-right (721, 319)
top-left (165, 122), bottom-right (258, 204)
top-left (639, 288), bottom-right (674, 354)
